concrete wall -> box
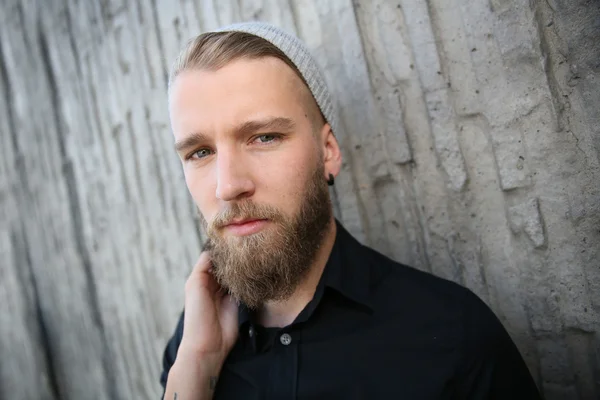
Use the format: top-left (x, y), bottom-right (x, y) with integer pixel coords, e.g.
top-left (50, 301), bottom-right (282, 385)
top-left (0, 0), bottom-right (598, 399)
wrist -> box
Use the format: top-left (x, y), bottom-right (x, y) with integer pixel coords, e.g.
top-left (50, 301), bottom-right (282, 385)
top-left (177, 342), bottom-right (226, 368)
top-left (166, 354), bottom-right (223, 400)
top-left (174, 349), bottom-right (224, 376)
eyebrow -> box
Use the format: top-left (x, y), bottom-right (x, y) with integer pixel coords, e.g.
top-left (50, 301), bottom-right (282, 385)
top-left (236, 116), bottom-right (296, 137)
top-left (174, 117), bottom-right (296, 154)
top-left (174, 131), bottom-right (209, 153)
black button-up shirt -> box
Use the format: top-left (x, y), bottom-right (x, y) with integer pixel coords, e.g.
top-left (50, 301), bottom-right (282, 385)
top-left (160, 221), bottom-right (542, 399)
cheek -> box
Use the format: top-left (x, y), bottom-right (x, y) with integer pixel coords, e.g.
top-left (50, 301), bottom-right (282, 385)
top-left (262, 151), bottom-right (317, 203)
top-left (183, 166), bottom-right (214, 211)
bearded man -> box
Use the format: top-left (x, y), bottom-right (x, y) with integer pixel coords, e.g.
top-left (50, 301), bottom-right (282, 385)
top-left (160, 22), bottom-right (542, 400)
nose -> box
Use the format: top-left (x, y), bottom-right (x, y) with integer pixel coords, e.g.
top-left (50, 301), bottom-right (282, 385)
top-left (215, 151), bottom-right (255, 201)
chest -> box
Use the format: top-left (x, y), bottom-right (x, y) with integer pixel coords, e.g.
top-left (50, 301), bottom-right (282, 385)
top-left (215, 323), bottom-right (460, 400)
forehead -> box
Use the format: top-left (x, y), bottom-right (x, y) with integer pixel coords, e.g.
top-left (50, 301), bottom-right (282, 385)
top-left (169, 57), bottom-right (311, 138)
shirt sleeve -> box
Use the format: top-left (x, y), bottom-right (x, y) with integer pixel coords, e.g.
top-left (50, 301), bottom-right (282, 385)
top-left (455, 290), bottom-right (543, 399)
top-left (159, 312), bottom-right (184, 399)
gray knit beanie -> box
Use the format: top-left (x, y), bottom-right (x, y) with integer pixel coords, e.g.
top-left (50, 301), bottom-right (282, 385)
top-left (213, 22), bottom-right (338, 136)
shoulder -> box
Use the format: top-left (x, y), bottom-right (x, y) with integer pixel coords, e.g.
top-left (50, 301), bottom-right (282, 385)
top-left (362, 244), bottom-right (482, 319)
top-left (361, 243), bottom-right (524, 361)
top-left (347, 236), bottom-right (541, 396)
top-left (357, 242), bottom-right (512, 356)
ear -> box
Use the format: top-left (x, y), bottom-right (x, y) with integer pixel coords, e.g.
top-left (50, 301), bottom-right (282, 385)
top-left (319, 123), bottom-right (342, 181)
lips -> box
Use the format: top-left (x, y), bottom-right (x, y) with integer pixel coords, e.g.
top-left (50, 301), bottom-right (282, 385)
top-left (221, 218), bottom-right (269, 236)
top-left (225, 218), bottom-right (265, 227)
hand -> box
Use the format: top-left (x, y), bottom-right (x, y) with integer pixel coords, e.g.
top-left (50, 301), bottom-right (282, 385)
top-left (164, 252), bottom-right (238, 399)
top-left (179, 251), bottom-right (239, 365)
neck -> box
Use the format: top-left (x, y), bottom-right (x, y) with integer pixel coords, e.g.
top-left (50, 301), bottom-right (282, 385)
top-left (257, 217), bottom-right (337, 328)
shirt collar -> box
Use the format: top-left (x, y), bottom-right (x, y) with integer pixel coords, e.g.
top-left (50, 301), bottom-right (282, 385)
top-left (238, 219), bottom-right (373, 327)
top-left (321, 220), bottom-right (373, 310)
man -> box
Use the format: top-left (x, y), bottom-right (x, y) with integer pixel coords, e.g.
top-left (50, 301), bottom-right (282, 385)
top-left (160, 22), bottom-right (542, 399)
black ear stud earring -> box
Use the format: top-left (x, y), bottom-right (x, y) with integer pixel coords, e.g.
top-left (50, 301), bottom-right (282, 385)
top-left (327, 173), bottom-right (335, 186)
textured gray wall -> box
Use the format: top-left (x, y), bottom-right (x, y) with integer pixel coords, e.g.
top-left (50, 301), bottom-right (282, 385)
top-left (0, 0), bottom-right (598, 399)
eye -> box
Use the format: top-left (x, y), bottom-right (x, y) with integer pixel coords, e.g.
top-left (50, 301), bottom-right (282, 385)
top-left (255, 134), bottom-right (278, 143)
top-left (190, 148), bottom-right (213, 159)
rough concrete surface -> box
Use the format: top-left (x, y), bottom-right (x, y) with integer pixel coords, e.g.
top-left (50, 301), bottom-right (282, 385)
top-left (0, 0), bottom-right (598, 399)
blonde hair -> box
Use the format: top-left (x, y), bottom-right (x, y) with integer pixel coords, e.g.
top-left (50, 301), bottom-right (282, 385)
top-left (169, 31), bottom-right (308, 90)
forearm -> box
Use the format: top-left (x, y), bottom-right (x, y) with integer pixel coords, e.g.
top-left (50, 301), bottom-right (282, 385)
top-left (164, 352), bottom-right (222, 400)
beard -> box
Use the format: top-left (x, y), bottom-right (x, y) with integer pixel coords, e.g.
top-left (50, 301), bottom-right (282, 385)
top-left (199, 160), bottom-right (332, 309)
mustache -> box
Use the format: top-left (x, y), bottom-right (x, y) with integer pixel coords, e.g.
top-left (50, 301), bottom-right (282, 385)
top-left (207, 201), bottom-right (283, 232)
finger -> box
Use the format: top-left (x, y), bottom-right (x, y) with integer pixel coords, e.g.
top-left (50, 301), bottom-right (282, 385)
top-left (184, 252), bottom-right (217, 313)
top-left (194, 251), bottom-right (213, 274)
top-left (183, 252), bottom-right (218, 339)
top-left (186, 251), bottom-right (218, 293)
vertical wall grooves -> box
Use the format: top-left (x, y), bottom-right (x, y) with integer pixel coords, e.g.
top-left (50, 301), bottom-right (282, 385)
top-left (0, 38), bottom-right (22, 180)
top-left (144, 108), bottom-right (169, 223)
top-left (1, 1), bottom-right (598, 399)
top-left (125, 111), bottom-right (146, 202)
top-left (0, 14), bottom-right (59, 400)
top-left (113, 123), bottom-right (133, 203)
top-left (149, 0), bottom-right (170, 88)
top-left (36, 23), bottom-right (120, 400)
top-left (64, 3), bottom-right (83, 79)
top-left (12, 227), bottom-right (62, 400)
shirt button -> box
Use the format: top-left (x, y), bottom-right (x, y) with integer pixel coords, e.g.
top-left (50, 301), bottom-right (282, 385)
top-left (248, 326), bottom-right (255, 338)
top-left (280, 333), bottom-right (292, 346)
